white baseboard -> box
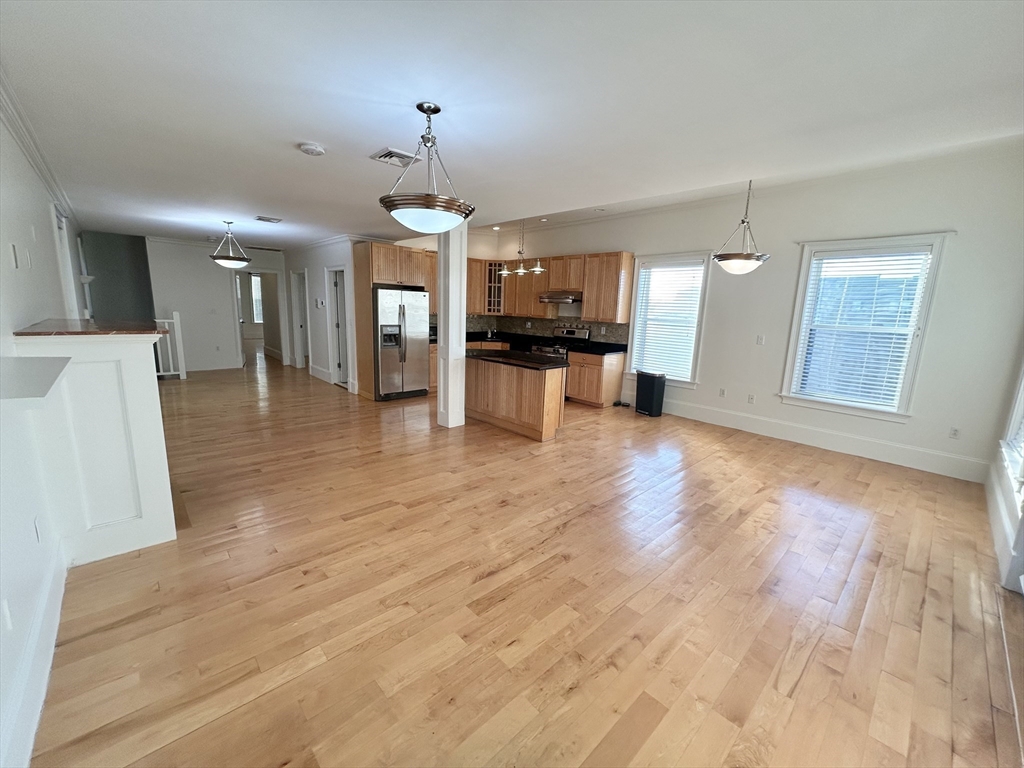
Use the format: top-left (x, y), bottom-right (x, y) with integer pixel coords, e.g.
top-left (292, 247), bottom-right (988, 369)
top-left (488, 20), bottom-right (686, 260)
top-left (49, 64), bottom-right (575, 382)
top-left (310, 364), bottom-right (332, 383)
top-left (985, 461), bottom-right (1024, 593)
top-left (264, 346), bottom-right (283, 362)
top-left (620, 381), bottom-right (988, 483)
top-left (0, 545), bottom-right (66, 768)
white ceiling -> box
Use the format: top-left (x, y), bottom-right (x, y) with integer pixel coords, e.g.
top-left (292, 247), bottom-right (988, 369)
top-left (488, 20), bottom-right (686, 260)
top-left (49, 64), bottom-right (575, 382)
top-left (1, 0), bottom-right (1021, 249)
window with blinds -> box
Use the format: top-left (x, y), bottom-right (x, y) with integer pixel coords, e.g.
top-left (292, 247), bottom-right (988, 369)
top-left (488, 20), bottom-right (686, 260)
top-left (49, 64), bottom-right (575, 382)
top-left (250, 273), bottom-right (264, 324)
top-left (1001, 369), bottom-right (1024, 496)
top-left (789, 245), bottom-right (935, 412)
top-left (630, 259), bottom-right (707, 383)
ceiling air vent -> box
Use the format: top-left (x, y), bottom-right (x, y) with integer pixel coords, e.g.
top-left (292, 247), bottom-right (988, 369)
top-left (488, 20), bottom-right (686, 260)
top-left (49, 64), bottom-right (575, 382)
top-left (369, 147), bottom-right (421, 168)
top-left (255, 216), bottom-right (282, 223)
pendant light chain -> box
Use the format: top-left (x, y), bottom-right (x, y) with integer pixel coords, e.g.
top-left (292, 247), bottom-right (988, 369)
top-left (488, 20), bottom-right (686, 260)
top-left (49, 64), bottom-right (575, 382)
top-left (711, 179), bottom-right (770, 274)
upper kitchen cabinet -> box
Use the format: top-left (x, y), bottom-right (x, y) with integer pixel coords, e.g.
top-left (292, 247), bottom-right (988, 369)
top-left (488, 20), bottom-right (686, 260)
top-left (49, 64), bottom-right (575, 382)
top-left (425, 250), bottom-right (438, 314)
top-left (398, 247), bottom-right (425, 287)
top-left (549, 255), bottom-right (584, 292)
top-left (528, 263), bottom-right (557, 319)
top-left (467, 258), bottom-right (486, 315)
top-left (484, 262), bottom-right (504, 315)
top-left (364, 241), bottom-right (427, 287)
top-left (582, 252), bottom-right (634, 323)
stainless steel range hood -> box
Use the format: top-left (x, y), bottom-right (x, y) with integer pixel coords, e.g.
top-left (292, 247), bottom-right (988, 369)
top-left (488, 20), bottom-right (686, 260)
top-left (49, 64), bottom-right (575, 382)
top-left (538, 290), bottom-right (583, 304)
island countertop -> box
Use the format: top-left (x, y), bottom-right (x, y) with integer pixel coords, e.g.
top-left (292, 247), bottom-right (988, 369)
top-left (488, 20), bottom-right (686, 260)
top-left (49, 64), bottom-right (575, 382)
top-left (14, 319), bottom-right (169, 336)
top-left (467, 349), bottom-right (570, 371)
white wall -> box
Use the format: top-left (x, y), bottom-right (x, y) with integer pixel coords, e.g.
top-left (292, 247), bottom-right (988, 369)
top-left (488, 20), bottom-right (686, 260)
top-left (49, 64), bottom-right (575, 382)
top-left (0, 121), bottom-right (70, 768)
top-left (282, 237), bottom-right (358, 390)
top-left (395, 230), bottom-right (499, 260)
top-left (146, 238), bottom-right (288, 371)
top-left (498, 138), bottom-right (1024, 482)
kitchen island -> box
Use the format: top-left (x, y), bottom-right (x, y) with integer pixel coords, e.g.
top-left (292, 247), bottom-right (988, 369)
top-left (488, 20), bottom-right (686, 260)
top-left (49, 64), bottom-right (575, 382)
top-left (465, 351), bottom-right (568, 441)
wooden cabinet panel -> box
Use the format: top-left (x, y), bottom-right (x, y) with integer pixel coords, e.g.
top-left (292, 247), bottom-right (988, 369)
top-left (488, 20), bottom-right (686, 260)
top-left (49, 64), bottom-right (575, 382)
top-left (425, 251), bottom-right (437, 314)
top-left (581, 254), bottom-right (603, 321)
top-left (429, 345), bottom-right (437, 390)
top-left (581, 252), bottom-right (634, 323)
top-left (529, 266), bottom-right (553, 318)
top-left (566, 361), bottom-right (585, 400)
top-left (371, 244), bottom-right (401, 284)
top-left (566, 351), bottom-right (625, 407)
top-left (548, 257), bottom-right (567, 291)
top-left (399, 247), bottom-right (425, 287)
top-left (565, 255), bottom-right (584, 292)
top-left (467, 259), bottom-right (486, 315)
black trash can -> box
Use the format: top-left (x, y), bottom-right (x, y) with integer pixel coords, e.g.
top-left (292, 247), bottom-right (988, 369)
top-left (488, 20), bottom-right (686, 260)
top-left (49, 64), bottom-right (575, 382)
top-left (635, 371), bottom-right (666, 417)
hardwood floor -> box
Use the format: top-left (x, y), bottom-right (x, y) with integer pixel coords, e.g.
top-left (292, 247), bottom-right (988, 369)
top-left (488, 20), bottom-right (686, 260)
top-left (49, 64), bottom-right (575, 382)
top-left (32, 357), bottom-right (1023, 767)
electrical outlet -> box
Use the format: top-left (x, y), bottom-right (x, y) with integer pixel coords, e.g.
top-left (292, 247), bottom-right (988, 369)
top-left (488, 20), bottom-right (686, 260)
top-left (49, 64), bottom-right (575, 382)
top-left (719, 388), bottom-right (726, 398)
top-left (215, 345), bottom-right (221, 351)
top-left (747, 395), bottom-right (756, 404)
top-left (525, 321), bottom-right (531, 328)
top-left (949, 427), bottom-right (960, 439)
top-left (756, 334), bottom-right (765, 346)
top-left (600, 326), bottom-right (607, 335)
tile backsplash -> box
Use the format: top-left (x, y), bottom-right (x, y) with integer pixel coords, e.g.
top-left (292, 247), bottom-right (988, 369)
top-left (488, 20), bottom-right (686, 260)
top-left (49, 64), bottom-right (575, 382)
top-left (467, 315), bottom-right (630, 344)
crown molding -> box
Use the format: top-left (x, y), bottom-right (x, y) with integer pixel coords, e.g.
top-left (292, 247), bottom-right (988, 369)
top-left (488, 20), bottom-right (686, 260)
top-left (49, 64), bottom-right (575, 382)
top-left (0, 67), bottom-right (78, 229)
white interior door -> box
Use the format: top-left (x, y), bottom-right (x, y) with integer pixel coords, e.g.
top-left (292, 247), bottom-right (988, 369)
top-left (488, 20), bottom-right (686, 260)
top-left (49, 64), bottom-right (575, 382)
top-left (292, 272), bottom-right (308, 368)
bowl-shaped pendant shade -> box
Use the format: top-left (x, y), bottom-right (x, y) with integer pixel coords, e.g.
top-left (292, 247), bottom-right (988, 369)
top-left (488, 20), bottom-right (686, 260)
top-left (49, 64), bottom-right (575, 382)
top-left (211, 255), bottom-right (250, 269)
top-left (380, 193), bottom-right (475, 234)
top-left (713, 252), bottom-right (769, 275)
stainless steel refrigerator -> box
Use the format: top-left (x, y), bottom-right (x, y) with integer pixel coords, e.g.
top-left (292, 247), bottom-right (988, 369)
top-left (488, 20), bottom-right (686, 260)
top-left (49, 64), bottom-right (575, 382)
top-left (374, 287), bottom-right (429, 400)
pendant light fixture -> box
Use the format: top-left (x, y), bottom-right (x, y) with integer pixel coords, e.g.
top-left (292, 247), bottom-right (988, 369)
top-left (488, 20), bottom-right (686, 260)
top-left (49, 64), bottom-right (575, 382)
top-left (209, 221), bottom-right (251, 269)
top-left (513, 220), bottom-right (531, 276)
top-left (379, 102), bottom-right (475, 234)
top-left (527, 220), bottom-right (545, 275)
top-left (712, 180), bottom-right (770, 275)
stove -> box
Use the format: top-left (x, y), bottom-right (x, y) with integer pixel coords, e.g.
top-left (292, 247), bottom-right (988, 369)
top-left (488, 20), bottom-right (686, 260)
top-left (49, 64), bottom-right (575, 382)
top-left (531, 344), bottom-right (568, 360)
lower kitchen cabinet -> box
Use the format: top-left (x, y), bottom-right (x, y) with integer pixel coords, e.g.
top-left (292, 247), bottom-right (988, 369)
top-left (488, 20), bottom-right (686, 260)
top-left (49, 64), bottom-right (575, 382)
top-left (429, 344), bottom-right (437, 391)
top-left (565, 352), bottom-right (625, 407)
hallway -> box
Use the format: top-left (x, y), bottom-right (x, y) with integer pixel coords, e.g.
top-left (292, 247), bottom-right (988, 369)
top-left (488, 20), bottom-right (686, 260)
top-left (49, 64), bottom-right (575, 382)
top-left (30, 360), bottom-right (1021, 767)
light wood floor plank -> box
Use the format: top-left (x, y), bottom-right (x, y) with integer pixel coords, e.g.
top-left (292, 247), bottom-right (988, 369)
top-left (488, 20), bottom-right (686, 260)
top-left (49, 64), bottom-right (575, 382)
top-left (28, 355), bottom-right (1017, 767)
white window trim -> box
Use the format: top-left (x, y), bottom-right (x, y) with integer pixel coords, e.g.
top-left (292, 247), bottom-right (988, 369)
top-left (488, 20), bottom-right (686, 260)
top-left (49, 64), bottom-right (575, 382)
top-left (626, 251), bottom-right (711, 389)
top-left (999, 364), bottom-right (1024, 505)
top-left (780, 232), bottom-right (948, 419)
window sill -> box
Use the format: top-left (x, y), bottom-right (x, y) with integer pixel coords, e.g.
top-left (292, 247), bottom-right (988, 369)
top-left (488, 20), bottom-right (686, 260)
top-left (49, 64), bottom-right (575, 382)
top-left (624, 372), bottom-right (696, 390)
top-left (779, 394), bottom-right (910, 423)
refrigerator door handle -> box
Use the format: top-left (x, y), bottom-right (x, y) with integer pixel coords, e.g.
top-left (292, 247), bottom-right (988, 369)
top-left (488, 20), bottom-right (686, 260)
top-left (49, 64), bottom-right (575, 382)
top-left (399, 304), bottom-right (407, 364)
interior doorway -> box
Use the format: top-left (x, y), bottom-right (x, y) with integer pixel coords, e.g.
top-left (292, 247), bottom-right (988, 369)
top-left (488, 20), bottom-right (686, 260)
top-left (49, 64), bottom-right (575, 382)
top-left (331, 270), bottom-right (348, 386)
top-left (291, 271), bottom-right (309, 369)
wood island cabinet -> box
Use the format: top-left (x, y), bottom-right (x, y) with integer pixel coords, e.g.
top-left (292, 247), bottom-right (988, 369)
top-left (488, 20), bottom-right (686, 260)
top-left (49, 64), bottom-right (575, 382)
top-left (429, 344), bottom-right (437, 390)
top-left (565, 351), bottom-right (625, 408)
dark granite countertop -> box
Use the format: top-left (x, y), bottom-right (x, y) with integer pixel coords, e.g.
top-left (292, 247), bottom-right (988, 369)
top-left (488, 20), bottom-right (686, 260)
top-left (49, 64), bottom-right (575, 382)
top-left (466, 330), bottom-right (627, 355)
top-left (15, 319), bottom-right (169, 336)
top-left (466, 350), bottom-right (570, 371)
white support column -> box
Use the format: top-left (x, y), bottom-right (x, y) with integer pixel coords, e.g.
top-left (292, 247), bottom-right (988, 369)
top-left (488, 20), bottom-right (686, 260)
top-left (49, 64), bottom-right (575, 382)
top-left (437, 222), bottom-right (467, 428)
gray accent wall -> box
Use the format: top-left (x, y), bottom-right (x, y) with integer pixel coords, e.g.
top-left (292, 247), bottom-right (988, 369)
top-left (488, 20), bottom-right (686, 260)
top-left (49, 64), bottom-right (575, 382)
top-left (80, 231), bottom-right (156, 322)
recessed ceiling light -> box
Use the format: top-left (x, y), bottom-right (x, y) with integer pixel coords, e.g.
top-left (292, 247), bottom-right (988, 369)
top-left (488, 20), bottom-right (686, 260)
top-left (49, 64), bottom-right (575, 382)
top-left (298, 142), bottom-right (326, 156)
top-left (255, 216), bottom-right (282, 223)
top-left (594, 208), bottom-right (605, 212)
top-left (492, 226), bottom-right (501, 231)
top-left (539, 218), bottom-right (548, 222)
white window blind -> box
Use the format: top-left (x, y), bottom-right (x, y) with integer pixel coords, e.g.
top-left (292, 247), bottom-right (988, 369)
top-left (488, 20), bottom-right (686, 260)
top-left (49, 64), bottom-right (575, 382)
top-left (250, 273), bottom-right (264, 324)
top-left (1002, 370), bottom-right (1024, 495)
top-left (631, 260), bottom-right (706, 383)
top-left (791, 250), bottom-right (933, 411)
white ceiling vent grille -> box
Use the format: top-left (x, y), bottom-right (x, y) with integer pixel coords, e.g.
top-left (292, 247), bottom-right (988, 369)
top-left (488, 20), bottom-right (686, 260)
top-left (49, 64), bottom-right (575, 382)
top-left (255, 216), bottom-right (282, 223)
top-left (369, 147), bottom-right (421, 168)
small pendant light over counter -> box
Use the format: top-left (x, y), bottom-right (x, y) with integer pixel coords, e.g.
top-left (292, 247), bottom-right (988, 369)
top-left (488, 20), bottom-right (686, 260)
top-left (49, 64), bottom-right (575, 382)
top-left (712, 180), bottom-right (770, 275)
top-left (379, 102), bottom-right (475, 234)
top-left (209, 221), bottom-right (251, 269)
